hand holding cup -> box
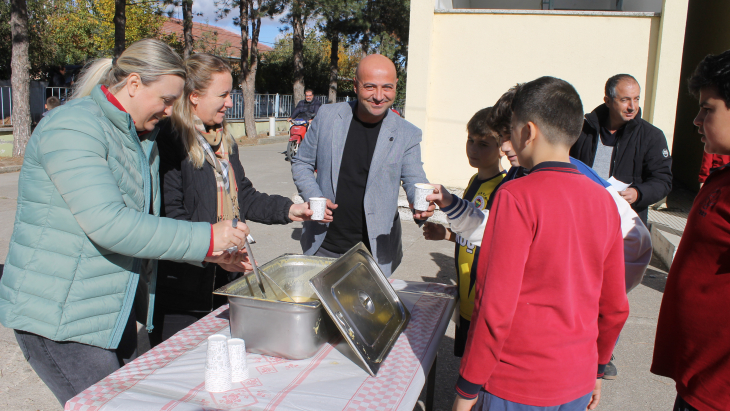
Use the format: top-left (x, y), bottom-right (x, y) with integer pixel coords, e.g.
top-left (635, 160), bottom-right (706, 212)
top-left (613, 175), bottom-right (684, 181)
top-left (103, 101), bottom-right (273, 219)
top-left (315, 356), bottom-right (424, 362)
top-left (308, 197), bottom-right (337, 222)
top-left (426, 184), bottom-right (453, 209)
top-left (414, 183), bottom-right (435, 211)
top-left (412, 183), bottom-right (436, 220)
top-left (288, 203), bottom-right (314, 222)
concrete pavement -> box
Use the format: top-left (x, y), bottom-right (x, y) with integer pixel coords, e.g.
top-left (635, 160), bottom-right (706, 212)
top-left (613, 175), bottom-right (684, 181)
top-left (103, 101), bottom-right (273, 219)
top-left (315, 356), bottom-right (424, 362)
top-left (0, 142), bottom-right (675, 410)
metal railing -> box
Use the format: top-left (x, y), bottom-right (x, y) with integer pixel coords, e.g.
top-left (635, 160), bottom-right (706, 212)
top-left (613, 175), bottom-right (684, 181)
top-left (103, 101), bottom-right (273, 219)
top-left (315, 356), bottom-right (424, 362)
top-left (47, 87), bottom-right (72, 102)
top-left (227, 93), bottom-right (297, 120)
top-left (223, 94), bottom-right (404, 120)
top-left (1, 87), bottom-right (11, 126)
top-left (0, 87), bottom-right (402, 126)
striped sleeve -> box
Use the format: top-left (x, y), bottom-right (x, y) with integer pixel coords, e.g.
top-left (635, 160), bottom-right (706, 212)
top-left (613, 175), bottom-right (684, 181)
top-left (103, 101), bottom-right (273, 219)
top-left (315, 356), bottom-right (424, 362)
top-left (441, 195), bottom-right (470, 219)
top-left (441, 196), bottom-right (489, 247)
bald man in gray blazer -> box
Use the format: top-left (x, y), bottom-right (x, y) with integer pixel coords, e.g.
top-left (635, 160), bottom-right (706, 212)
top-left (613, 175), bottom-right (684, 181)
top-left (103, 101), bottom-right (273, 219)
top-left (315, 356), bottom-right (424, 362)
top-left (291, 55), bottom-right (432, 277)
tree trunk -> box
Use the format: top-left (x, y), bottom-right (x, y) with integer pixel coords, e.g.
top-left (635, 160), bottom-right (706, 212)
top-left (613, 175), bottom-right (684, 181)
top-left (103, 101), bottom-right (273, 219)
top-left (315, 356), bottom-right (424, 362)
top-left (360, 29), bottom-right (370, 57)
top-left (113, 0), bottom-right (126, 57)
top-left (292, 3), bottom-right (305, 106)
top-left (240, 0), bottom-right (261, 140)
top-left (182, 0), bottom-right (193, 59)
top-left (10, 0), bottom-right (31, 157)
top-left (360, 0), bottom-right (372, 57)
top-left (328, 34), bottom-right (339, 104)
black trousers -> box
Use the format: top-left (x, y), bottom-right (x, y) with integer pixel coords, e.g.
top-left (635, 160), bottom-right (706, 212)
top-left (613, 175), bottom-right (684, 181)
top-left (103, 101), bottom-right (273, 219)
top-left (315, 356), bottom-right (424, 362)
top-left (673, 394), bottom-right (699, 411)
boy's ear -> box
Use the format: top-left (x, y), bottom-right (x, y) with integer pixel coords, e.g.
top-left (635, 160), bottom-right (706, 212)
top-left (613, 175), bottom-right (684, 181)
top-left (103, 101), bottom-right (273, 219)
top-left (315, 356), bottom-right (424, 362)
top-left (525, 121), bottom-right (539, 147)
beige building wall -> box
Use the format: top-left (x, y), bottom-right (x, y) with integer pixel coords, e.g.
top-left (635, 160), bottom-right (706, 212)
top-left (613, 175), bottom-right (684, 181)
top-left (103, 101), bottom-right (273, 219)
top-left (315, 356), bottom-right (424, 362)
top-left (406, 1), bottom-right (688, 189)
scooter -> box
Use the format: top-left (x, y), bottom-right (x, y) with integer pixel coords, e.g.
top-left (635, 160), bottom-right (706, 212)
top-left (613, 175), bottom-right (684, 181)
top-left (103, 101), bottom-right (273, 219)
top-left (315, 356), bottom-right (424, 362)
top-left (286, 119), bottom-right (308, 162)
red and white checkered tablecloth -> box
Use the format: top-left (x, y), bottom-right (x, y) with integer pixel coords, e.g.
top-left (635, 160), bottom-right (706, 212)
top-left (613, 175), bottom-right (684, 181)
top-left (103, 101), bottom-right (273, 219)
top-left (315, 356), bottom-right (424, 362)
top-left (65, 280), bottom-right (456, 411)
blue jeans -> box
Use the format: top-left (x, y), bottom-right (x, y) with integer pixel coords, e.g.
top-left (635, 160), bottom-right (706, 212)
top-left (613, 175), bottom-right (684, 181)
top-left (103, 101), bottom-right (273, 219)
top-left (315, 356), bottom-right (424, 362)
top-left (14, 308), bottom-right (137, 406)
top-left (474, 390), bottom-right (593, 411)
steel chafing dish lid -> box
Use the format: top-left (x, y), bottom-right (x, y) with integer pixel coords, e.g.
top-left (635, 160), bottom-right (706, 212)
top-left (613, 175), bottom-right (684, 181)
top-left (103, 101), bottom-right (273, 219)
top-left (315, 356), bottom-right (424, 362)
top-left (309, 243), bottom-right (410, 376)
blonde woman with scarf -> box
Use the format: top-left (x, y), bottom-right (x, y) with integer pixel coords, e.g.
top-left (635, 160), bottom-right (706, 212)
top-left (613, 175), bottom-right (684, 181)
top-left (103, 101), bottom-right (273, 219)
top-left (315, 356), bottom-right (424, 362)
top-left (152, 53), bottom-right (321, 345)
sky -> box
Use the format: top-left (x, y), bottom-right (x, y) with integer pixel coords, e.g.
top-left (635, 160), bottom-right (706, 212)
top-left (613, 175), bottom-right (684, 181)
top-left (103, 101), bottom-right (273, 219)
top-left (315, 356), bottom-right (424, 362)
top-left (163, 0), bottom-right (287, 48)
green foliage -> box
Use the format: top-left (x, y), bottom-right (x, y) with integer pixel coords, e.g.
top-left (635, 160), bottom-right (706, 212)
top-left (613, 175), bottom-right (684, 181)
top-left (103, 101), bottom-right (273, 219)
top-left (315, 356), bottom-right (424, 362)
top-left (258, 0), bottom-right (410, 100)
top-left (1, 0), bottom-right (57, 79)
top-left (88, 0), bottom-right (167, 54)
top-left (0, 1), bottom-right (11, 79)
top-left (0, 0), bottom-right (168, 80)
top-left (256, 30), bottom-right (360, 95)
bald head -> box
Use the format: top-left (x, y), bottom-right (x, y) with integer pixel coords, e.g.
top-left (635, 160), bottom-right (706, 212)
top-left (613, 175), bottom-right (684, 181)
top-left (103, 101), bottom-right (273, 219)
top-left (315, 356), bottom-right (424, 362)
top-left (355, 54), bottom-right (397, 82)
top-left (353, 54), bottom-right (398, 123)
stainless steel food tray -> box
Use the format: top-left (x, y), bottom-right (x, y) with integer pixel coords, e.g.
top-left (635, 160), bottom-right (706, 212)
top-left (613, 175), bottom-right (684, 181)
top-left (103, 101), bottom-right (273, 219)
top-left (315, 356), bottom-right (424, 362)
top-left (214, 254), bottom-right (336, 360)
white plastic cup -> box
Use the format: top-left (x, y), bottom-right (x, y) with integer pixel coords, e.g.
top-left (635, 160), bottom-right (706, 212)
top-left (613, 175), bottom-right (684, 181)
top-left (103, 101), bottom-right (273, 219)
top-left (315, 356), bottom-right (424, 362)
top-left (205, 334), bottom-right (232, 392)
top-left (228, 338), bottom-right (249, 382)
top-left (414, 183), bottom-right (435, 211)
top-left (309, 197), bottom-right (327, 221)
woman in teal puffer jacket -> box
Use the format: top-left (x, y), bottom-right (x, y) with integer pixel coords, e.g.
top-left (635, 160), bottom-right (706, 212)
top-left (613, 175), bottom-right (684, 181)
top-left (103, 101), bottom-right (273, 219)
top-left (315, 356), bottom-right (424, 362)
top-left (0, 39), bottom-right (251, 406)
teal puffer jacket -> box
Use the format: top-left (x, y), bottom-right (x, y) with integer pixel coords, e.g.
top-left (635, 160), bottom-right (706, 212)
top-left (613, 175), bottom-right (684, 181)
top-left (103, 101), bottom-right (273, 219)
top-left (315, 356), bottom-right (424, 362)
top-left (0, 85), bottom-right (211, 349)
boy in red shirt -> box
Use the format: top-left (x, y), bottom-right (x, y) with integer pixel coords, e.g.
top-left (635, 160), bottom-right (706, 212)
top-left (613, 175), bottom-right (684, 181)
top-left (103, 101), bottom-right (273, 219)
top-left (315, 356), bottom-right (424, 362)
top-left (453, 77), bottom-right (629, 411)
top-left (651, 50), bottom-right (730, 411)
top-left (698, 152), bottom-right (730, 187)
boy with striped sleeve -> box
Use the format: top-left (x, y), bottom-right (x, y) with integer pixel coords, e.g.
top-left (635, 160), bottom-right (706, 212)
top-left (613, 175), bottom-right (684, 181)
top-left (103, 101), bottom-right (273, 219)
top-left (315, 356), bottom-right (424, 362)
top-left (422, 107), bottom-right (505, 357)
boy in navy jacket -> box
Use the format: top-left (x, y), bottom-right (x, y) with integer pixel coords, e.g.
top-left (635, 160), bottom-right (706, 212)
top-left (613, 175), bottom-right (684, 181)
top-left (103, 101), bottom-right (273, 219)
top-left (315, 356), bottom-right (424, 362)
top-left (452, 77), bottom-right (629, 411)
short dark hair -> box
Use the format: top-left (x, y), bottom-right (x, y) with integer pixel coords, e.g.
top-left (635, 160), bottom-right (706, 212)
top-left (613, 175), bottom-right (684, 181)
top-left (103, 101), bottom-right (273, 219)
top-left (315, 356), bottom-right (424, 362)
top-left (46, 96), bottom-right (61, 110)
top-left (491, 85), bottom-right (520, 137)
top-left (511, 76), bottom-right (584, 147)
top-left (466, 107), bottom-right (498, 141)
top-left (605, 74), bottom-right (639, 99)
top-left (688, 50), bottom-right (730, 108)
top-left (305, 89), bottom-right (313, 94)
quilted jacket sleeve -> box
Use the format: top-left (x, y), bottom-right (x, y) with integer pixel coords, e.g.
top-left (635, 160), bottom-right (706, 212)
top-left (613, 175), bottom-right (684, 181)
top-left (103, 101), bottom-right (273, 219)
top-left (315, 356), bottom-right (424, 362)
top-left (36, 117), bottom-right (211, 263)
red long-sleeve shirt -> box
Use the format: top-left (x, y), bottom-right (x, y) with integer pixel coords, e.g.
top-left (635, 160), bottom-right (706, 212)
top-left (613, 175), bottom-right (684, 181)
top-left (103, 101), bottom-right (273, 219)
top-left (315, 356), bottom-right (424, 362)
top-left (698, 152), bottom-right (730, 183)
top-left (456, 162), bottom-right (629, 406)
top-left (652, 165), bottom-right (730, 410)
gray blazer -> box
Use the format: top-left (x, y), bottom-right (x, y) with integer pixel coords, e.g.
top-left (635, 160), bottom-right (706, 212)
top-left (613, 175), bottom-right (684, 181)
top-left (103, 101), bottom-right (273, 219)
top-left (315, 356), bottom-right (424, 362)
top-left (291, 102), bottom-right (428, 277)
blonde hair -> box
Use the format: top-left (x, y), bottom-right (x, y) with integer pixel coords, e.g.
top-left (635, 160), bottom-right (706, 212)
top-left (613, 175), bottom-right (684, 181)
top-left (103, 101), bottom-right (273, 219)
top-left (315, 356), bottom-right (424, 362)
top-left (171, 53), bottom-right (235, 168)
top-left (72, 39), bottom-right (185, 100)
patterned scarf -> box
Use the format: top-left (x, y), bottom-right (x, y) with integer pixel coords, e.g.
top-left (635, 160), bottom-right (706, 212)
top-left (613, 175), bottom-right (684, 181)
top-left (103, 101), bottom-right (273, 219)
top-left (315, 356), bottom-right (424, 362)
top-left (194, 116), bottom-right (240, 221)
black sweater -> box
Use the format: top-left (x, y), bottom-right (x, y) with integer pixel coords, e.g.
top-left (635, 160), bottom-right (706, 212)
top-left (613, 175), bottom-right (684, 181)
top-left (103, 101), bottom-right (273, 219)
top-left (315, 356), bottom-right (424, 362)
top-left (570, 104), bottom-right (672, 221)
top-left (154, 119), bottom-right (293, 315)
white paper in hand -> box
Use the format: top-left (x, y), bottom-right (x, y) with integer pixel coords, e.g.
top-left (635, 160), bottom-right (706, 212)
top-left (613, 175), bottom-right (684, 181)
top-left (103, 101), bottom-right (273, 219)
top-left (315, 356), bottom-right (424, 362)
top-left (607, 177), bottom-right (631, 192)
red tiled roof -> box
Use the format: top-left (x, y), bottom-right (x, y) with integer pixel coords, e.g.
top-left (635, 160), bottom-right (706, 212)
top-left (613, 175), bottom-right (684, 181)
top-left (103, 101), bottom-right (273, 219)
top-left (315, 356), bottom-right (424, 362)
top-left (161, 18), bottom-right (273, 59)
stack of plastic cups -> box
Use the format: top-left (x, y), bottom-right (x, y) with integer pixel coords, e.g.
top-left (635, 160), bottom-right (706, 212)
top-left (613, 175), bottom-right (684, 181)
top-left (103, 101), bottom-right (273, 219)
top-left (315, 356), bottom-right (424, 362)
top-left (205, 334), bottom-right (232, 392)
top-left (228, 338), bottom-right (249, 382)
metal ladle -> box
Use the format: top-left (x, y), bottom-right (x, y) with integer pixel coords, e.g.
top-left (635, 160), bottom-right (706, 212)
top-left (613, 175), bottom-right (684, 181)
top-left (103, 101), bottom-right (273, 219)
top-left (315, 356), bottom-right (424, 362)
top-left (229, 218), bottom-right (293, 302)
